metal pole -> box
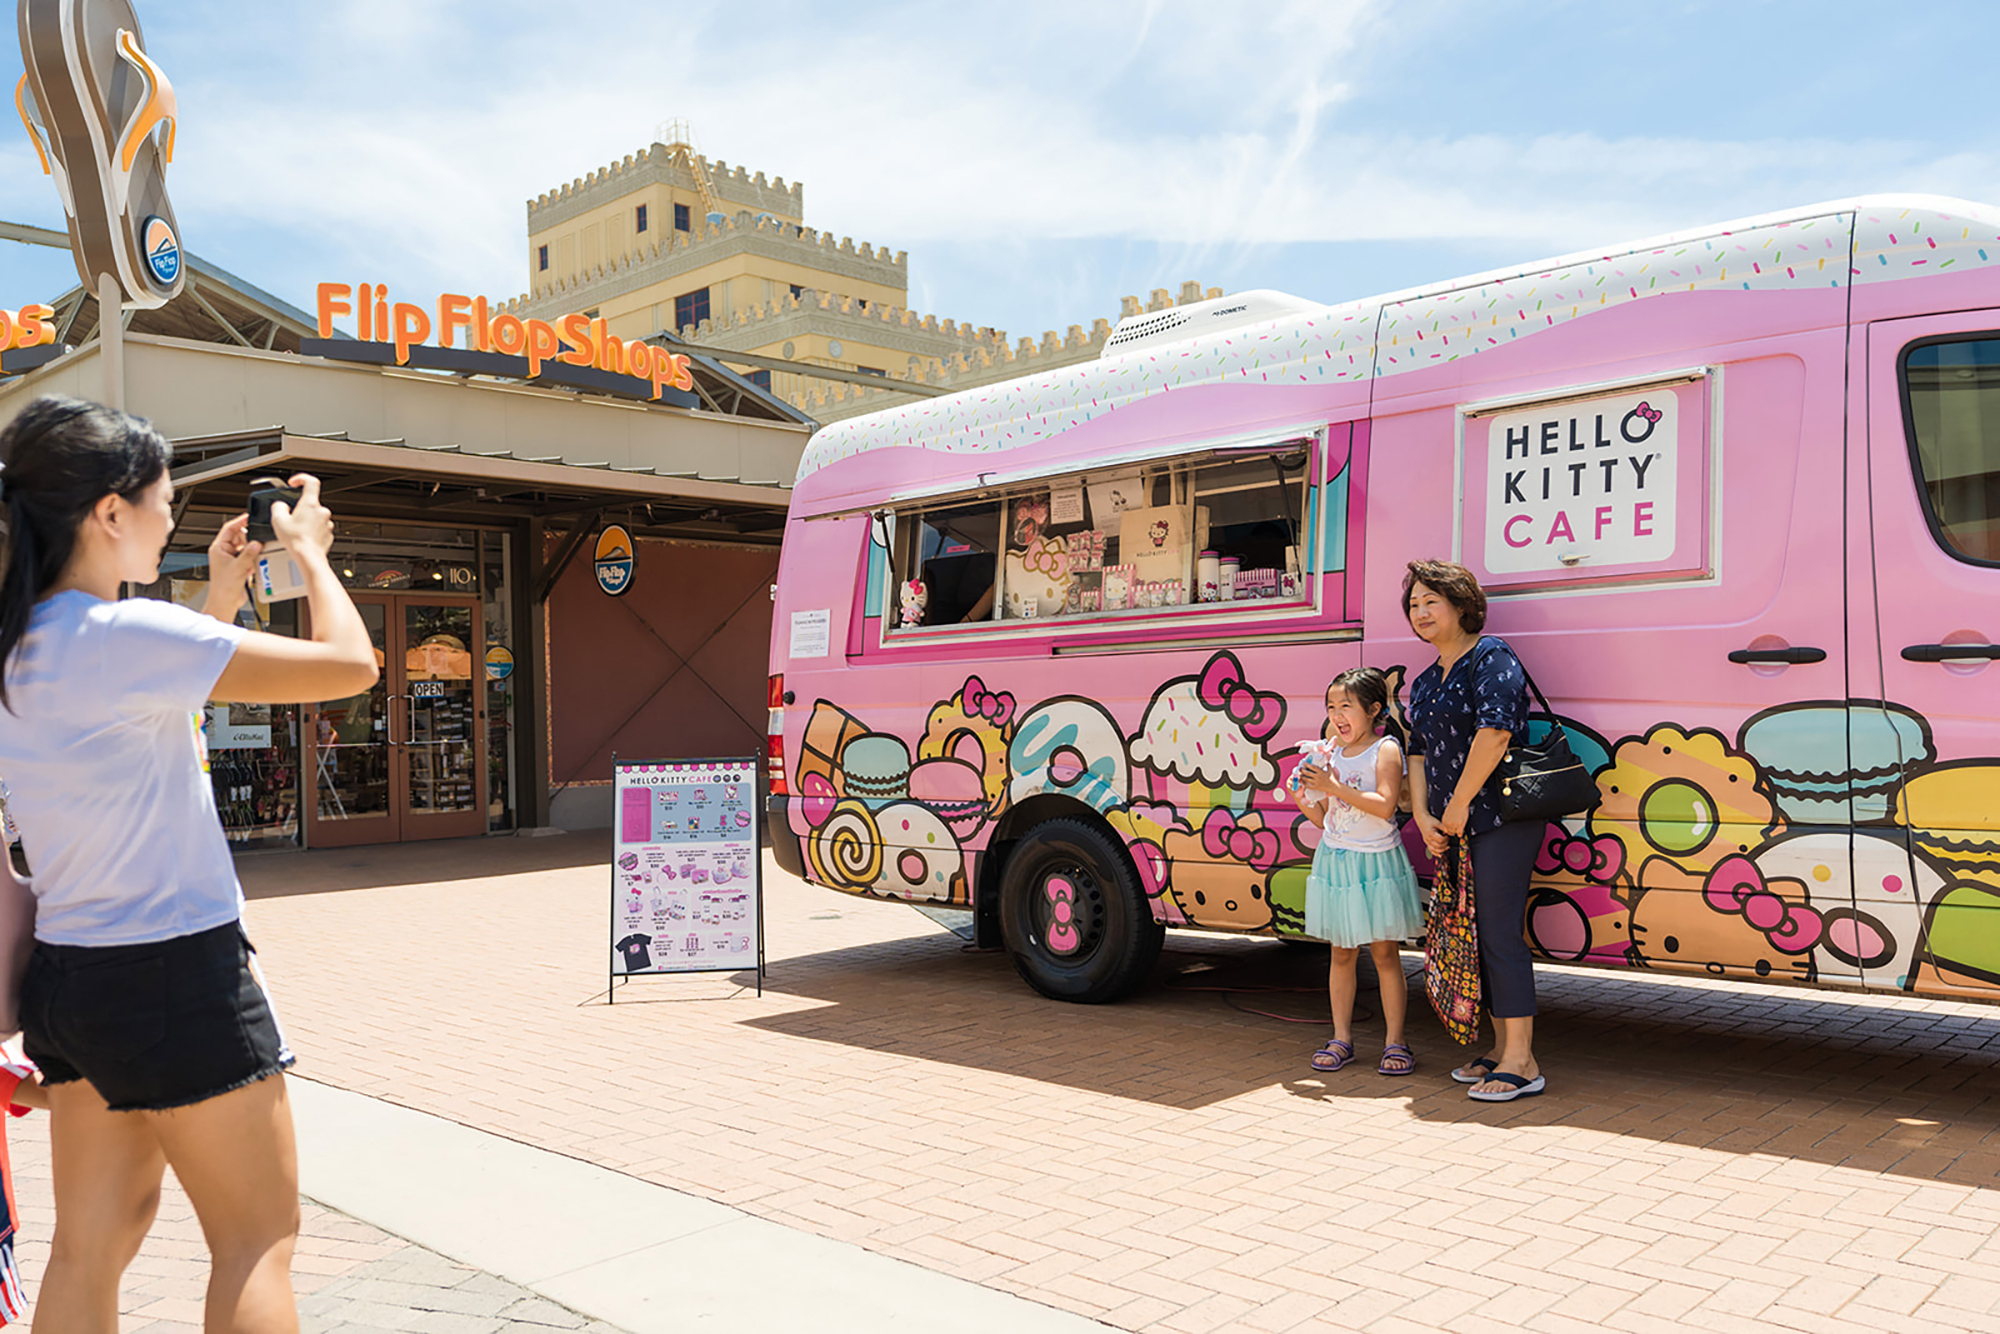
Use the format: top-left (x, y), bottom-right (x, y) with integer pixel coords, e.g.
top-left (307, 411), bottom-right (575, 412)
top-left (98, 273), bottom-right (124, 409)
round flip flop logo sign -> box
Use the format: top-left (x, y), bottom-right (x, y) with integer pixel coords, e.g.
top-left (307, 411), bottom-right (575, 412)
top-left (142, 217), bottom-right (180, 285)
top-left (594, 525), bottom-right (635, 596)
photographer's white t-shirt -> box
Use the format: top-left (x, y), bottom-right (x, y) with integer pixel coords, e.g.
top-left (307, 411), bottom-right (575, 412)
top-left (0, 590), bottom-right (245, 946)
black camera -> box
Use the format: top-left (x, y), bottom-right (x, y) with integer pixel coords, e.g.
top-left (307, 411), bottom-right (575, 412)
top-left (246, 479), bottom-right (302, 544)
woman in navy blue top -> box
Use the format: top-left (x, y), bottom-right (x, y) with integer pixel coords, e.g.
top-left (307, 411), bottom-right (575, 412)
top-left (1402, 560), bottom-right (1547, 1102)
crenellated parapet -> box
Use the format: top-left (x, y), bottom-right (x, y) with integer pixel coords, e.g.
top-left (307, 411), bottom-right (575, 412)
top-left (687, 288), bottom-right (1010, 359)
top-left (797, 279), bottom-right (1222, 422)
top-left (527, 145), bottom-right (804, 233)
top-left (508, 211), bottom-right (909, 319)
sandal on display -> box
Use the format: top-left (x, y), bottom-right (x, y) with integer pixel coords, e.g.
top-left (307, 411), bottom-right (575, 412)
top-left (18, 0), bottom-right (183, 308)
top-left (1308, 1039), bottom-right (1354, 1073)
top-left (1466, 1072), bottom-right (1545, 1102)
top-left (1377, 1043), bottom-right (1416, 1077)
top-left (1450, 1056), bottom-right (1499, 1085)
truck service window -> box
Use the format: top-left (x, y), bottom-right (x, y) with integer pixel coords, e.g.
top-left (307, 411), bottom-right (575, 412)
top-left (885, 447), bottom-right (1308, 633)
top-left (1904, 336), bottom-right (2000, 564)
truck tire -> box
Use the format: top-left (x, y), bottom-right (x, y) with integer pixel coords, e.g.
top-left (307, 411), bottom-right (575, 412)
top-left (998, 817), bottom-right (1164, 1003)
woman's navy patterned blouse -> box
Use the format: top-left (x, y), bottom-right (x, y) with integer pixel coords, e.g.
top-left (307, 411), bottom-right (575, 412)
top-left (1407, 636), bottom-right (1530, 836)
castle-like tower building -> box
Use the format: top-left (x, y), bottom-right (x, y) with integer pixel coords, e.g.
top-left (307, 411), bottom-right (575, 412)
top-left (513, 140), bottom-right (1219, 421)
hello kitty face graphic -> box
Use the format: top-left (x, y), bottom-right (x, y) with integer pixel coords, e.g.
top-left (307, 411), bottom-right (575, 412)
top-left (1148, 520), bottom-right (1169, 548)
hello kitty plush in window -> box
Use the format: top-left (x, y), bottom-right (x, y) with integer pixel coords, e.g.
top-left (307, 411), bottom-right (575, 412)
top-left (899, 579), bottom-right (928, 627)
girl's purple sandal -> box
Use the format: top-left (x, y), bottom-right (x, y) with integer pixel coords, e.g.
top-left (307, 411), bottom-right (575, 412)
top-left (1309, 1039), bottom-right (1354, 1073)
top-left (1378, 1043), bottom-right (1416, 1076)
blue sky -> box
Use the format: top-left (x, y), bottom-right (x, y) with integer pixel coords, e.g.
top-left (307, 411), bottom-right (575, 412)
top-left (5, 1), bottom-right (1999, 342)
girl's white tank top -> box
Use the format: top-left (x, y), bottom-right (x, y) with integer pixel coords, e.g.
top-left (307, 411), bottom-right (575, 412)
top-left (1321, 736), bottom-right (1403, 854)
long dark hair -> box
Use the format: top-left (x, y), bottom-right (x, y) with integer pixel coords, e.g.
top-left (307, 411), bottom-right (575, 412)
top-left (0, 396), bottom-right (173, 707)
top-left (1328, 666), bottom-right (1409, 751)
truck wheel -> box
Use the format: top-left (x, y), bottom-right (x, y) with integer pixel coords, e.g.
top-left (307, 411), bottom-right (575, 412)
top-left (999, 818), bottom-right (1164, 1003)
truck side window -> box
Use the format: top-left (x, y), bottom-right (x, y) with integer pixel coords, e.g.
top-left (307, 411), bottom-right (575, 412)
top-left (894, 501), bottom-right (1000, 626)
top-left (884, 446), bottom-right (1310, 635)
top-left (1904, 337), bottom-right (2000, 564)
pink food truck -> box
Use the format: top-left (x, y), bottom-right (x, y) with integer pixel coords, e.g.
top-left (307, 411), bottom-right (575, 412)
top-left (766, 195), bottom-right (2000, 1005)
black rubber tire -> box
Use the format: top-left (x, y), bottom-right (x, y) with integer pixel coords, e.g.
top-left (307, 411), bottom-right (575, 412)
top-left (998, 817), bottom-right (1164, 1003)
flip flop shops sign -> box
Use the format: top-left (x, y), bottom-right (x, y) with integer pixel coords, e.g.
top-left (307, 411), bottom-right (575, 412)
top-left (0, 305), bottom-right (57, 351)
top-left (314, 283), bottom-right (696, 401)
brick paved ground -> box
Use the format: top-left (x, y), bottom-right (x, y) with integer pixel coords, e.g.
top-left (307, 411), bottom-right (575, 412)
top-left (216, 835), bottom-right (2000, 1334)
top-left (6, 1108), bottom-right (623, 1332)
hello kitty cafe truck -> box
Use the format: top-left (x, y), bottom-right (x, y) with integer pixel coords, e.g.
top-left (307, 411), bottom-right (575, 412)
top-left (766, 194), bottom-right (2000, 1006)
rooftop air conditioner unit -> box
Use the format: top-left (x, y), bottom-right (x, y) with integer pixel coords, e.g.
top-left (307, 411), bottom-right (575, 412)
top-left (1100, 289), bottom-right (1325, 358)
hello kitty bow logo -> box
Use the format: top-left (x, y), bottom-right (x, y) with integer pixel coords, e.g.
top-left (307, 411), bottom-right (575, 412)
top-left (1535, 826), bottom-right (1624, 884)
top-left (1703, 854), bottom-right (1822, 952)
top-left (1620, 400), bottom-right (1665, 443)
top-left (1196, 652), bottom-right (1286, 744)
top-left (959, 676), bottom-right (1015, 728)
top-left (1199, 809), bottom-right (1282, 873)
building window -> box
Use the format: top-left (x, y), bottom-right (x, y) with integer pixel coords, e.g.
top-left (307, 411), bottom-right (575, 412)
top-left (856, 366), bottom-right (886, 377)
top-left (537, 244), bottom-right (548, 272)
top-left (747, 369), bottom-right (772, 391)
top-left (674, 203), bottom-right (691, 233)
top-left (635, 204), bottom-right (648, 234)
top-left (673, 288), bottom-right (711, 331)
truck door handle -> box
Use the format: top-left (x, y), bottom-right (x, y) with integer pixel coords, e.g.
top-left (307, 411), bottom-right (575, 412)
top-left (1901, 643), bottom-right (2000, 662)
top-left (1728, 647), bottom-right (1827, 665)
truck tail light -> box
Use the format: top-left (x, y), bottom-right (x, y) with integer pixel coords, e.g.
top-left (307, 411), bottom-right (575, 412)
top-left (766, 674), bottom-right (788, 796)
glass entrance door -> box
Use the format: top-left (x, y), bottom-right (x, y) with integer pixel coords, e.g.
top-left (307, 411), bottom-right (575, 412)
top-left (399, 601), bottom-right (484, 840)
top-left (307, 594), bottom-right (485, 846)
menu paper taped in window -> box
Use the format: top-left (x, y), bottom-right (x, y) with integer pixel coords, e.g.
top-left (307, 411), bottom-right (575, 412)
top-left (789, 608), bottom-right (831, 659)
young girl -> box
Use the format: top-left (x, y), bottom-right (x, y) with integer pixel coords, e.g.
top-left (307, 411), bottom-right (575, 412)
top-left (1292, 667), bottom-right (1426, 1076)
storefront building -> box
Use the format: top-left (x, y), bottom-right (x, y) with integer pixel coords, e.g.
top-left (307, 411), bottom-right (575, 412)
top-left (0, 248), bottom-right (811, 847)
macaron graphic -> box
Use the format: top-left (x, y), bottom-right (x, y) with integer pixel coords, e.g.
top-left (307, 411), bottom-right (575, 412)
top-left (907, 757), bottom-right (988, 840)
top-left (1898, 761), bottom-right (2000, 889)
top-left (1739, 702), bottom-right (1933, 826)
top-left (840, 733), bottom-right (911, 808)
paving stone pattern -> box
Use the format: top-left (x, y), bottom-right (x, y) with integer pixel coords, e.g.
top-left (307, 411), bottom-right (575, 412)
top-left (223, 837), bottom-right (2000, 1332)
top-left (6, 1111), bottom-right (622, 1333)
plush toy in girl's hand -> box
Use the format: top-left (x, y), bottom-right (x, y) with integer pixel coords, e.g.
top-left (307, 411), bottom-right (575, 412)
top-left (898, 579), bottom-right (928, 627)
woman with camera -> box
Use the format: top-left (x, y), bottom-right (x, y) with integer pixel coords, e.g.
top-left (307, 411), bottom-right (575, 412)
top-left (0, 396), bottom-right (377, 1331)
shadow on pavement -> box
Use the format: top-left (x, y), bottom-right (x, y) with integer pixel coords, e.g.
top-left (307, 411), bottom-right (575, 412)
top-left (238, 830), bottom-right (612, 897)
top-left (739, 923), bottom-right (2000, 1192)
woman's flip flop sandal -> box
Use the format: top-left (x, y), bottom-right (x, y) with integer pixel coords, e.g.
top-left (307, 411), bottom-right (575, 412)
top-left (1450, 1056), bottom-right (1499, 1085)
top-left (1309, 1039), bottom-right (1354, 1073)
top-left (1466, 1072), bottom-right (1546, 1102)
top-left (1377, 1043), bottom-right (1416, 1077)
top-left (18, 0), bottom-right (184, 308)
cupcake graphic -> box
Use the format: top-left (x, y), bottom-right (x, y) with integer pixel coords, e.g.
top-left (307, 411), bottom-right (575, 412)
top-left (1127, 650), bottom-right (1285, 819)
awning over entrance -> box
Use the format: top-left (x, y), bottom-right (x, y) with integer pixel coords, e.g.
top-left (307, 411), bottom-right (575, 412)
top-left (3, 332), bottom-right (811, 546)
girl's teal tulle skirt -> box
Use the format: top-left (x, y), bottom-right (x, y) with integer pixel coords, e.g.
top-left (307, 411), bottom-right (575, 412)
top-left (1304, 838), bottom-right (1426, 948)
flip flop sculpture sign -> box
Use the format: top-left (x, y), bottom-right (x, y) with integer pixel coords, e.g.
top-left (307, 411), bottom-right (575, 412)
top-left (16, 0), bottom-right (184, 308)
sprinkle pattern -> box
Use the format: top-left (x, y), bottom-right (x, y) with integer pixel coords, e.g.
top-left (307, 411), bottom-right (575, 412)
top-left (794, 198), bottom-right (2000, 485)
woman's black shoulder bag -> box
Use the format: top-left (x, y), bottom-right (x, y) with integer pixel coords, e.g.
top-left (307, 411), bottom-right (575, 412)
top-left (1493, 650), bottom-right (1602, 822)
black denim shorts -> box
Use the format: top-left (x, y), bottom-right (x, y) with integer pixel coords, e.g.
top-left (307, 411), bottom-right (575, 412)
top-left (21, 921), bottom-right (294, 1112)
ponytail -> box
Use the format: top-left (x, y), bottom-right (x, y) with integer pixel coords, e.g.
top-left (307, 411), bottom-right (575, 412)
top-left (0, 396), bottom-right (173, 709)
top-left (1329, 666), bottom-right (1408, 751)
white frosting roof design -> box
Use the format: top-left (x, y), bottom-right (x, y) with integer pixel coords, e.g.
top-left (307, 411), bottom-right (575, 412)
top-left (796, 195), bottom-right (2000, 482)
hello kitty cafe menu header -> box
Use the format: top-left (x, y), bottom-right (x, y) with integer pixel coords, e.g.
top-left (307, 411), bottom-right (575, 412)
top-left (611, 759), bottom-right (762, 980)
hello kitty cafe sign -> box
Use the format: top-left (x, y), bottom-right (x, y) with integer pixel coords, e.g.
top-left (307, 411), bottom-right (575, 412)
top-left (1477, 385), bottom-right (1684, 577)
